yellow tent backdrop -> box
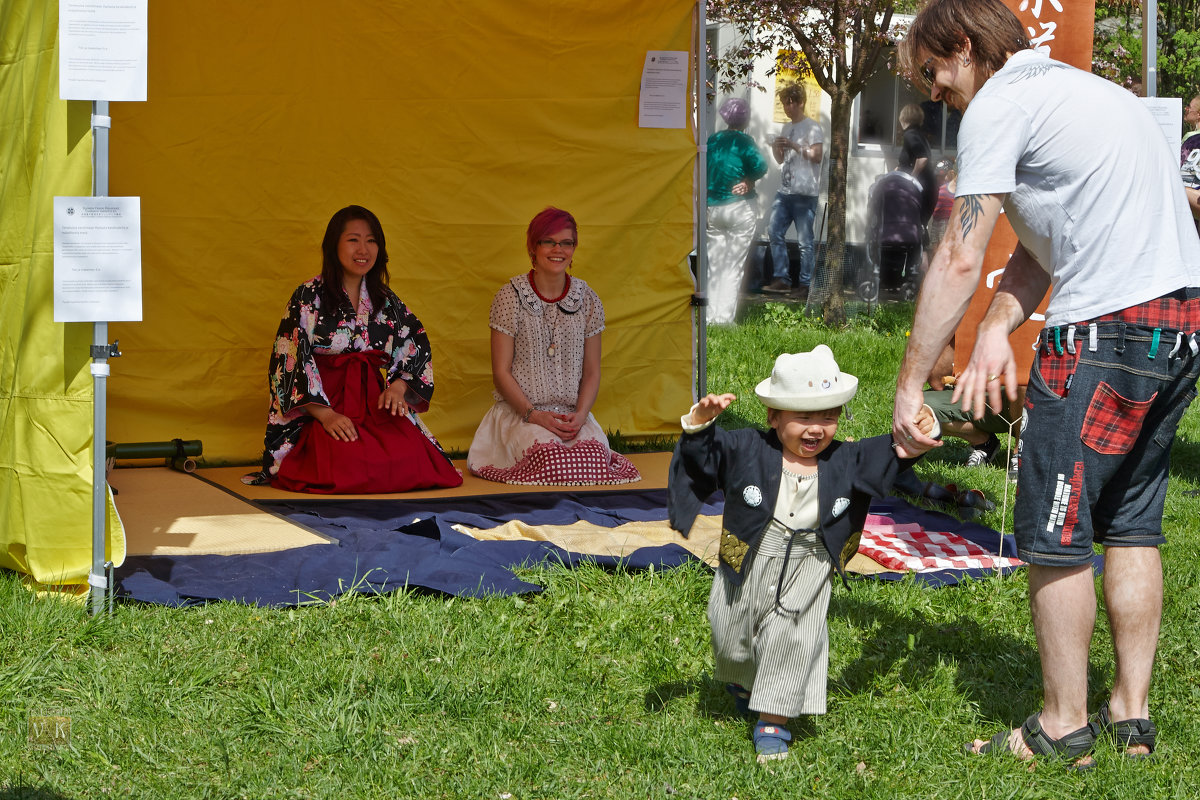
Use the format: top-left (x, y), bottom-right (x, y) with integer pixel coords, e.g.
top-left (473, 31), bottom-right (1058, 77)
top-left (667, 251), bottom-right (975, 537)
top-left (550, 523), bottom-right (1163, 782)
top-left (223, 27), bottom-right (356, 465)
top-left (1, 1), bottom-right (698, 583)
top-left (1, 1), bottom-right (124, 583)
top-left (108, 0), bottom-right (698, 460)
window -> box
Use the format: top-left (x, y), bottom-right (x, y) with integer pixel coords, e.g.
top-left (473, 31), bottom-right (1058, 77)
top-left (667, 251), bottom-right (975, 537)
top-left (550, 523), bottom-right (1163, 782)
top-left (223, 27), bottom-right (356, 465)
top-left (854, 51), bottom-right (961, 154)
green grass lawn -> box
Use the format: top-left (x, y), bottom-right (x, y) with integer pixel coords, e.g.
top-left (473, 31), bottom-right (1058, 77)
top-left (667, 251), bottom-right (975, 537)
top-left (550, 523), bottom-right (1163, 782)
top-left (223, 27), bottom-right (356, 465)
top-left (4, 302), bottom-right (1200, 798)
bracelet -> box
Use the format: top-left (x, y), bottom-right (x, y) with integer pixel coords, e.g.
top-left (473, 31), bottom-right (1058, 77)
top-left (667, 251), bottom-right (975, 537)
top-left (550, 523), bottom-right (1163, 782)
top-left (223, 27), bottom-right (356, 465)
top-left (522, 406), bottom-right (535, 423)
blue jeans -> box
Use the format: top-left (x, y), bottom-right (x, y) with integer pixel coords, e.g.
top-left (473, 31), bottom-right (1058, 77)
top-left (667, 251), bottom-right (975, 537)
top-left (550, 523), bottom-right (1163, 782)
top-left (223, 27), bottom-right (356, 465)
top-left (1015, 319), bottom-right (1200, 565)
top-left (768, 192), bottom-right (817, 286)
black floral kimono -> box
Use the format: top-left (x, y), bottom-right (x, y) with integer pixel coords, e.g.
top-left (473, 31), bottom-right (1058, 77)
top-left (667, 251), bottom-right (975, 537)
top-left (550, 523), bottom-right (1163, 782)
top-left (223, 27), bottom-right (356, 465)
top-left (243, 276), bottom-right (440, 484)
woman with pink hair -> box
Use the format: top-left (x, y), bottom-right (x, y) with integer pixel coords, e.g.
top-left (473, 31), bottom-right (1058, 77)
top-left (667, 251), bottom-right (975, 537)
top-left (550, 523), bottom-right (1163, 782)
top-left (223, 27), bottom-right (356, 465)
top-left (467, 207), bottom-right (641, 485)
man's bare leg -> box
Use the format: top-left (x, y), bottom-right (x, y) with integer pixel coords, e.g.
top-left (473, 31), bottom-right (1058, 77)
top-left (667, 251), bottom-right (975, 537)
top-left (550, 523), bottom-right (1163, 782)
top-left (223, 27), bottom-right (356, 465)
top-left (1102, 545), bottom-right (1162, 756)
top-left (1032, 563), bottom-right (1097, 736)
top-left (969, 562), bottom-right (1096, 757)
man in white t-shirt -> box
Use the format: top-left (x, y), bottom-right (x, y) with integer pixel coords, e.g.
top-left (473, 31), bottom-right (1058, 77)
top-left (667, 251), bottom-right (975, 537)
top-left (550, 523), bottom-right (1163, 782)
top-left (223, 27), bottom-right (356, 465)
top-left (764, 83), bottom-right (823, 294)
top-left (894, 0), bottom-right (1200, 767)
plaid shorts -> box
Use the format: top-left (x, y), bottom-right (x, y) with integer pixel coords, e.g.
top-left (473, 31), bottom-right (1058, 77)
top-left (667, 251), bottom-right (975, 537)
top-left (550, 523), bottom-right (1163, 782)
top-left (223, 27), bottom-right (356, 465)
top-left (1014, 289), bottom-right (1200, 565)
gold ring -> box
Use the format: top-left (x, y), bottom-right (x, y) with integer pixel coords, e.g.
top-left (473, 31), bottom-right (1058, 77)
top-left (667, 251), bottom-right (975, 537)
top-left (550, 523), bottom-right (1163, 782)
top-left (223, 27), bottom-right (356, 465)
top-left (987, 374), bottom-right (999, 382)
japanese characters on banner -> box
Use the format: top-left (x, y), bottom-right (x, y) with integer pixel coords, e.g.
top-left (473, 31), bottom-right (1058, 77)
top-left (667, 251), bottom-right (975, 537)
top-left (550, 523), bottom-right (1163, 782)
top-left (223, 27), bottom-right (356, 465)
top-left (953, 0), bottom-right (1096, 382)
top-left (1022, 0), bottom-right (1066, 55)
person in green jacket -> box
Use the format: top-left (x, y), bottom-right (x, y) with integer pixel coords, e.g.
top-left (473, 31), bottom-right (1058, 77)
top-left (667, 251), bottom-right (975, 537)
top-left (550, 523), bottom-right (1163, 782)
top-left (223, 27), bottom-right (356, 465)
top-left (706, 97), bottom-right (767, 324)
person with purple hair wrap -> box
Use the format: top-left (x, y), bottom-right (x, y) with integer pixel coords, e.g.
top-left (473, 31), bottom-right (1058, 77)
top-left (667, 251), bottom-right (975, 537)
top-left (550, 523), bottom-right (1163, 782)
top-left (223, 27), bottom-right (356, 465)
top-left (706, 97), bottom-right (767, 324)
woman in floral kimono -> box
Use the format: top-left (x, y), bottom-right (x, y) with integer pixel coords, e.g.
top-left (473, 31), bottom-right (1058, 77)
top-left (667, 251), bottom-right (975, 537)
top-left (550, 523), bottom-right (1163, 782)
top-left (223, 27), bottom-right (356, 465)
top-left (242, 205), bottom-right (461, 493)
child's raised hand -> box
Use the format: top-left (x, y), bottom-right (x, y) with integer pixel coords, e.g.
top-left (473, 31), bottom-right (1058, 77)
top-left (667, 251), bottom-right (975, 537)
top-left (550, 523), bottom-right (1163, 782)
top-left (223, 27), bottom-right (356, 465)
top-left (690, 393), bottom-right (737, 426)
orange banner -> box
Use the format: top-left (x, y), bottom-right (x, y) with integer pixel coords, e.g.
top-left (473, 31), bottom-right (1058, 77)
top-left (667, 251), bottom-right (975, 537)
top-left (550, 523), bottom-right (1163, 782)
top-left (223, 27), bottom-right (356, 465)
top-left (954, 0), bottom-right (1096, 379)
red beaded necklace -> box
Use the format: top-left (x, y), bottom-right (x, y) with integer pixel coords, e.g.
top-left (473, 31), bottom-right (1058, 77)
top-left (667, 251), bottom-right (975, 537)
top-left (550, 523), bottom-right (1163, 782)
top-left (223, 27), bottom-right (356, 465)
top-left (528, 270), bottom-right (570, 304)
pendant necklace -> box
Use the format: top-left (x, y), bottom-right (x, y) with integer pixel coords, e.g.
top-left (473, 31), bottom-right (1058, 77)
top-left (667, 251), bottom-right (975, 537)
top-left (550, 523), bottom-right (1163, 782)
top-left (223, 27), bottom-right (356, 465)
top-left (528, 270), bottom-right (570, 358)
top-left (546, 306), bottom-right (559, 358)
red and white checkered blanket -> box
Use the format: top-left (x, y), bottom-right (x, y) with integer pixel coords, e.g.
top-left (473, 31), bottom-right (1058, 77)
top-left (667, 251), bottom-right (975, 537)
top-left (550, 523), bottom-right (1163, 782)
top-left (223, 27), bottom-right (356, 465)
top-left (858, 514), bottom-right (1025, 572)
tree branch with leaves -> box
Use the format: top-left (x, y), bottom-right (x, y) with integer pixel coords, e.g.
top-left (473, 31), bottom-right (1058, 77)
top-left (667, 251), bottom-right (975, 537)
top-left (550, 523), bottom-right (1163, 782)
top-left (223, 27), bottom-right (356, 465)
top-left (708, 0), bottom-right (904, 325)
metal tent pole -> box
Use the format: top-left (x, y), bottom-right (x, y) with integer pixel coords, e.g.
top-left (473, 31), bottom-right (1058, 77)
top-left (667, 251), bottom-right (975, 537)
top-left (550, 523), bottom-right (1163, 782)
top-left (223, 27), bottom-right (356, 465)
top-left (695, 0), bottom-right (709, 398)
top-left (89, 100), bottom-right (117, 615)
top-left (1142, 0), bottom-right (1158, 98)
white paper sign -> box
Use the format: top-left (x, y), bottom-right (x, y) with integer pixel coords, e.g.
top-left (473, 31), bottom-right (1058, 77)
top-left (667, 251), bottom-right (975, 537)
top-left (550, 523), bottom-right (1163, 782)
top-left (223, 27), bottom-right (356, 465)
top-left (639, 50), bottom-right (688, 129)
top-left (1141, 97), bottom-right (1183, 159)
top-left (59, 0), bottom-right (149, 101)
top-left (54, 197), bottom-right (143, 322)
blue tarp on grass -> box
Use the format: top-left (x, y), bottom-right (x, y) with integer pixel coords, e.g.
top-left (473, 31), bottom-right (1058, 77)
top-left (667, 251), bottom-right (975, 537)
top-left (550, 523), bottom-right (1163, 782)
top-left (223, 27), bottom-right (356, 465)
top-left (114, 490), bottom-right (1032, 607)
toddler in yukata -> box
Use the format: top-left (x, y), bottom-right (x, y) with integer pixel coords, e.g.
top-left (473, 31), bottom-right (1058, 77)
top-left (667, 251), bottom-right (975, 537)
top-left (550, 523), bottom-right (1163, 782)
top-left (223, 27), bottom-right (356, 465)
top-left (669, 345), bottom-right (938, 763)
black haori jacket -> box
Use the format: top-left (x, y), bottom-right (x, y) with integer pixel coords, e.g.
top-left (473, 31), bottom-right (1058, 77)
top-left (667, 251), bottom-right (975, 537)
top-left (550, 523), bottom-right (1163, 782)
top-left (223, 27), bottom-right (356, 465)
top-left (669, 424), bottom-right (919, 586)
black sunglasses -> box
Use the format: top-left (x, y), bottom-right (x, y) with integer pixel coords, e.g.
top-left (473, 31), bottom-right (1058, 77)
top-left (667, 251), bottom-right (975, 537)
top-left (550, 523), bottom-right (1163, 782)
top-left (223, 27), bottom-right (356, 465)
top-left (920, 57), bottom-right (936, 85)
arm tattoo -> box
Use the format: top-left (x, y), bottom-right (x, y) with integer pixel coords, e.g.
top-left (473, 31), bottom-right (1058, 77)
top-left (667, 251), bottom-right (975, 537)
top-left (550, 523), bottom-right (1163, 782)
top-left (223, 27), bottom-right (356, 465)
top-left (957, 195), bottom-right (985, 237)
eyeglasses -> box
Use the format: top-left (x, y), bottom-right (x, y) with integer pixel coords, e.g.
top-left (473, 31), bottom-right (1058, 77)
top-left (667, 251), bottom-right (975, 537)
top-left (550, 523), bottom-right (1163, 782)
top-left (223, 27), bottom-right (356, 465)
top-left (920, 57), bottom-right (936, 85)
top-left (537, 239), bottom-right (577, 250)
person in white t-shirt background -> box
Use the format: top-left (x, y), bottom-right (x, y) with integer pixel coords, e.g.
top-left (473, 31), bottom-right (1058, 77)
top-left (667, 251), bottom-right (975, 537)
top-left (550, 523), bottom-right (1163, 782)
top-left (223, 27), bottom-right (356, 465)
top-left (764, 83), bottom-right (823, 295)
top-left (894, 0), bottom-right (1200, 769)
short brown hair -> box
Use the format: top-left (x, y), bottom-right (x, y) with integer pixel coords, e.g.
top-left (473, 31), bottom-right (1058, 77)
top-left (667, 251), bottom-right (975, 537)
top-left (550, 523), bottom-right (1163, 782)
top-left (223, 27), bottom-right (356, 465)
top-left (900, 0), bottom-right (1030, 91)
top-left (778, 83), bottom-right (805, 109)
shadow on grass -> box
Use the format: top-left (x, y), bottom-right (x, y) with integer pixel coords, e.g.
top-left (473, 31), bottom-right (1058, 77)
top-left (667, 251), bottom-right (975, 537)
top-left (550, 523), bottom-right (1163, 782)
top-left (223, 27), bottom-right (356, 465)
top-left (714, 409), bottom-right (761, 432)
top-left (644, 675), bottom-right (754, 722)
top-left (1169, 435), bottom-right (1200, 480)
top-left (643, 676), bottom-right (724, 717)
top-left (643, 676), bottom-right (821, 743)
top-left (829, 589), bottom-right (1110, 727)
top-left (0, 787), bottom-right (74, 800)
top-left (643, 584), bottom-right (1118, 741)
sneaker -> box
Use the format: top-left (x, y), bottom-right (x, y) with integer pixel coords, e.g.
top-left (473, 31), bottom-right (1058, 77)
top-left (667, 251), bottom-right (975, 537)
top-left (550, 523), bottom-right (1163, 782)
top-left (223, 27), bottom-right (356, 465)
top-left (753, 721), bottom-right (792, 763)
top-left (762, 279), bottom-right (791, 294)
top-left (966, 434), bottom-right (1001, 467)
top-left (1008, 452), bottom-right (1020, 481)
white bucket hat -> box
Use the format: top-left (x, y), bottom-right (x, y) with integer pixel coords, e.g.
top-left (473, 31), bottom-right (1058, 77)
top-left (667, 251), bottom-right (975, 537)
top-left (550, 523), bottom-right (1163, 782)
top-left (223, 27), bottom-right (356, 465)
top-left (754, 345), bottom-right (858, 411)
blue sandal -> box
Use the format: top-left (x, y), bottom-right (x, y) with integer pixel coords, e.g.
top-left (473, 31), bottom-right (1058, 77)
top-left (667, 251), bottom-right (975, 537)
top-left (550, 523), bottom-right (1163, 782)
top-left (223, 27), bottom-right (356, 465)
top-left (725, 683), bottom-right (751, 716)
top-left (753, 720), bottom-right (792, 763)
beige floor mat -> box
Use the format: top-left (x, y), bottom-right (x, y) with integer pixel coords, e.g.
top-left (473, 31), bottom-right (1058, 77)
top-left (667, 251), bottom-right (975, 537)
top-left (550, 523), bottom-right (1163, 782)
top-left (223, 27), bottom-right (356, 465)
top-left (111, 467), bottom-right (334, 556)
top-left (459, 514), bottom-right (721, 566)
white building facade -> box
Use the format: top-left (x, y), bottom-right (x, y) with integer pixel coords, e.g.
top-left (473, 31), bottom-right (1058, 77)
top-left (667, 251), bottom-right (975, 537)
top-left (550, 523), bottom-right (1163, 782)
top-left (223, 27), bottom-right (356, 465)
top-left (705, 16), bottom-right (959, 249)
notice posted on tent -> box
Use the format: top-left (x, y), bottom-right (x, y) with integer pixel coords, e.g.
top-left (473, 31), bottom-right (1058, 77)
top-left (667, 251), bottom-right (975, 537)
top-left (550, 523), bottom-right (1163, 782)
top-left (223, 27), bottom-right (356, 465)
top-left (59, 0), bottom-right (148, 101)
top-left (639, 51), bottom-right (688, 129)
top-left (54, 196), bottom-right (143, 323)
top-left (1141, 97), bottom-right (1183, 158)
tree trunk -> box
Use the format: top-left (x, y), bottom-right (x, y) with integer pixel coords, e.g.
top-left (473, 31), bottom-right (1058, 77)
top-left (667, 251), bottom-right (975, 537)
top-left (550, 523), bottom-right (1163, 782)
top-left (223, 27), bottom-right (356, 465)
top-left (808, 86), bottom-right (853, 327)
